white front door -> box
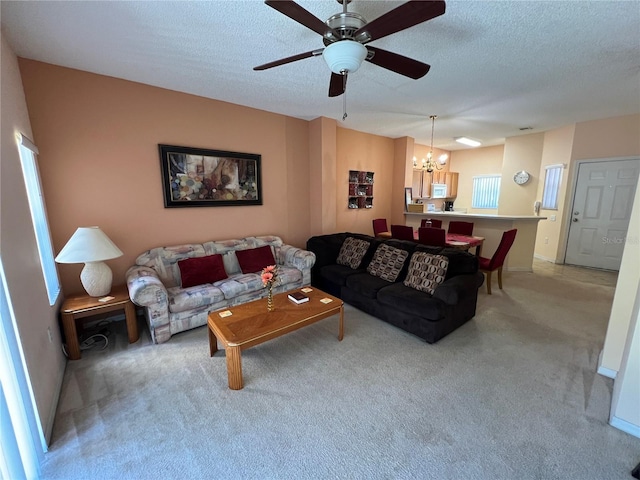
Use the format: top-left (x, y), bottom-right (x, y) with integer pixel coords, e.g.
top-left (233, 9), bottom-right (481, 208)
top-left (565, 158), bottom-right (639, 270)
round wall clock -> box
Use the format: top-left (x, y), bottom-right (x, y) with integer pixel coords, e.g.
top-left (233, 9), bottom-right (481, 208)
top-left (513, 170), bottom-right (531, 185)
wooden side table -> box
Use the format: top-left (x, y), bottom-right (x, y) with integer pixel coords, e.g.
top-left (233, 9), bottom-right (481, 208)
top-left (60, 284), bottom-right (139, 360)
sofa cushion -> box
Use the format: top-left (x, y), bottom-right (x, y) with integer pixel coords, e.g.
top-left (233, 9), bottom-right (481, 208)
top-left (168, 284), bottom-right (225, 314)
top-left (336, 237), bottom-right (370, 269)
top-left (320, 264), bottom-right (364, 287)
top-left (377, 283), bottom-right (444, 321)
top-left (345, 272), bottom-right (393, 299)
top-left (236, 245), bottom-right (276, 273)
top-left (178, 254), bottom-right (227, 288)
top-left (416, 247), bottom-right (478, 279)
top-left (403, 252), bottom-right (449, 295)
top-left (366, 244), bottom-right (409, 282)
top-left (215, 273), bottom-right (265, 299)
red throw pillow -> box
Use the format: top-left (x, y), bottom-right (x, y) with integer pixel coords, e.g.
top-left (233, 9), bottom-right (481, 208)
top-left (236, 245), bottom-right (276, 274)
top-left (178, 254), bottom-right (227, 288)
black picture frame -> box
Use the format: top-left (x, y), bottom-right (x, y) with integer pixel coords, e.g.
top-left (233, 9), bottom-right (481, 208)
top-left (159, 144), bottom-right (262, 208)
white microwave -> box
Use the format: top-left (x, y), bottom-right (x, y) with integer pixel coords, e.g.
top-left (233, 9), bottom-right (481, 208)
top-left (431, 183), bottom-right (447, 199)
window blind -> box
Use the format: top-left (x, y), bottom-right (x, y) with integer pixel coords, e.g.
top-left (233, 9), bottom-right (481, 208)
top-left (542, 164), bottom-right (563, 210)
top-left (18, 134), bottom-right (60, 305)
top-left (472, 175), bottom-right (501, 209)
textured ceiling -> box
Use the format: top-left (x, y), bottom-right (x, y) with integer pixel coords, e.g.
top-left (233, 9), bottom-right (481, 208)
top-left (2, 0), bottom-right (639, 150)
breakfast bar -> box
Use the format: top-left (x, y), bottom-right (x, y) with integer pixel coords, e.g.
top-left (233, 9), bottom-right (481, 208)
top-left (404, 212), bottom-right (546, 271)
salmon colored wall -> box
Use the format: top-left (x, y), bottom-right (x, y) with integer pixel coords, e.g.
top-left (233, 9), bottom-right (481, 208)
top-left (1, 35), bottom-right (65, 443)
top-left (448, 145), bottom-right (504, 213)
top-left (571, 114), bottom-right (640, 160)
top-left (336, 127), bottom-right (395, 235)
top-left (499, 133), bottom-right (544, 216)
top-left (395, 136), bottom-right (415, 225)
top-left (19, 59), bottom-right (310, 295)
top-left (534, 125), bottom-right (575, 262)
top-left (309, 117), bottom-right (338, 236)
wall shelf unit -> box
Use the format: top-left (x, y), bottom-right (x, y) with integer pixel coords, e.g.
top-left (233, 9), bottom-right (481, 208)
top-left (348, 170), bottom-right (374, 209)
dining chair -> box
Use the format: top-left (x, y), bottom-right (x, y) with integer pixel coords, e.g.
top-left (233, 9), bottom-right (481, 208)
top-left (418, 227), bottom-right (446, 246)
top-left (390, 225), bottom-right (414, 241)
top-left (372, 218), bottom-right (391, 238)
top-left (478, 229), bottom-right (517, 294)
top-left (420, 218), bottom-right (442, 229)
top-left (448, 221), bottom-right (474, 236)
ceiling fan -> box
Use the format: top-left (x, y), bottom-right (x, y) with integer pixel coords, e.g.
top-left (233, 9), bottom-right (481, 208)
top-left (254, 0), bottom-right (446, 97)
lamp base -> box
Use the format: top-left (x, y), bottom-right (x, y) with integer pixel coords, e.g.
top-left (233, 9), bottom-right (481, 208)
top-left (80, 262), bottom-right (113, 297)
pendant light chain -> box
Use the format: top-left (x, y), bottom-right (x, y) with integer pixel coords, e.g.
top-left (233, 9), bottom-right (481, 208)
top-left (429, 114), bottom-right (436, 160)
top-left (342, 72), bottom-right (348, 121)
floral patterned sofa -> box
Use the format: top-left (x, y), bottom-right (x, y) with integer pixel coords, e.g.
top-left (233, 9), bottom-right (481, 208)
top-left (126, 236), bottom-right (315, 344)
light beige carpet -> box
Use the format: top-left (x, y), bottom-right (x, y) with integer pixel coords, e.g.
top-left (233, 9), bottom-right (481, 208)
top-left (41, 263), bottom-right (639, 479)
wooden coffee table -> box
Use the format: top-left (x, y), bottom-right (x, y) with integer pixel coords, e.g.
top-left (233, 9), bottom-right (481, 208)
top-left (208, 288), bottom-right (344, 390)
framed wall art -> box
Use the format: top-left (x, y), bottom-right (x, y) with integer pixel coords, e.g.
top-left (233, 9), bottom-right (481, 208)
top-left (159, 144), bottom-right (262, 207)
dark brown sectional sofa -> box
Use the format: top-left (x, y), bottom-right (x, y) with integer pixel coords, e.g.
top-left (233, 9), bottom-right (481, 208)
top-left (306, 232), bottom-right (484, 343)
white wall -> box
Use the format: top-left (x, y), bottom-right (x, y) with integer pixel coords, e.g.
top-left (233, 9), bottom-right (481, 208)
top-left (600, 175), bottom-right (640, 375)
top-left (0, 32), bottom-right (66, 443)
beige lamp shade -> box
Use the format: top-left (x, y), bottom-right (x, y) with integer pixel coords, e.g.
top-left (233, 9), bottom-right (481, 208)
top-left (55, 227), bottom-right (123, 297)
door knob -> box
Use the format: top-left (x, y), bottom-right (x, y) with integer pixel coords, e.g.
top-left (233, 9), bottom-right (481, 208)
top-left (572, 218), bottom-right (579, 222)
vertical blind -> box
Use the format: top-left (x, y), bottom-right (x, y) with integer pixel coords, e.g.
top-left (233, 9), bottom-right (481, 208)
top-left (542, 164), bottom-right (563, 210)
top-left (472, 175), bottom-right (501, 209)
top-left (18, 134), bottom-right (60, 306)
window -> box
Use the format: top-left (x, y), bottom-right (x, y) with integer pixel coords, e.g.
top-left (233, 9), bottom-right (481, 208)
top-left (17, 134), bottom-right (60, 305)
top-left (472, 175), bottom-right (501, 209)
top-left (542, 164), bottom-right (563, 210)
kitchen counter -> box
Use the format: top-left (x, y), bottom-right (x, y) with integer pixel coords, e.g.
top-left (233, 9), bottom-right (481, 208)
top-left (406, 211), bottom-right (546, 221)
top-left (404, 211), bottom-right (547, 271)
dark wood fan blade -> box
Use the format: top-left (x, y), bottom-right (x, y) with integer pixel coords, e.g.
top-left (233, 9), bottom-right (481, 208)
top-left (265, 0), bottom-right (332, 36)
top-left (354, 0), bottom-right (446, 43)
top-left (365, 46), bottom-right (430, 79)
top-left (329, 72), bottom-right (346, 97)
top-left (254, 49), bottom-right (323, 70)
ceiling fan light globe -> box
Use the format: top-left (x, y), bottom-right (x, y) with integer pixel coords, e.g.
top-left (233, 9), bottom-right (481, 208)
top-left (322, 40), bottom-right (367, 74)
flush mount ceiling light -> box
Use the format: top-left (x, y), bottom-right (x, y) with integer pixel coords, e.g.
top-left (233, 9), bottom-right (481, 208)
top-left (455, 136), bottom-right (482, 147)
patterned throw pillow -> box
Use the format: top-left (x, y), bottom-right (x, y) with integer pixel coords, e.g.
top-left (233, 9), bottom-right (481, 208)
top-left (366, 244), bottom-right (409, 282)
top-left (336, 237), bottom-right (370, 269)
top-left (403, 252), bottom-right (449, 295)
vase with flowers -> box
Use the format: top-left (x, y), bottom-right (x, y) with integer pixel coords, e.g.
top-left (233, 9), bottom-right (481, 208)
top-left (261, 265), bottom-right (278, 312)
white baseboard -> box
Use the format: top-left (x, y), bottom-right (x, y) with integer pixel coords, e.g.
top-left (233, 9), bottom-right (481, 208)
top-left (534, 254), bottom-right (556, 263)
top-left (507, 267), bottom-right (533, 272)
top-left (610, 416), bottom-right (640, 439)
top-left (597, 349), bottom-right (617, 379)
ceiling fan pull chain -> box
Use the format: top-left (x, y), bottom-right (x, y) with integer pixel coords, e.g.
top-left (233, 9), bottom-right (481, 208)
top-left (342, 71), bottom-right (348, 121)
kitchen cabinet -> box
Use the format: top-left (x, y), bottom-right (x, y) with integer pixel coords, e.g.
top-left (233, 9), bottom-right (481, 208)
top-left (447, 172), bottom-right (459, 198)
top-left (412, 170), bottom-right (459, 198)
top-left (412, 169), bottom-right (432, 198)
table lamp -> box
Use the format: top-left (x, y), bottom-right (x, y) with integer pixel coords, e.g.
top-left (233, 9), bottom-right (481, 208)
top-left (55, 226), bottom-right (123, 297)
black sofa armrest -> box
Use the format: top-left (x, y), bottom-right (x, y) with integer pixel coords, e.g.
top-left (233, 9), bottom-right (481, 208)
top-left (432, 272), bottom-right (484, 305)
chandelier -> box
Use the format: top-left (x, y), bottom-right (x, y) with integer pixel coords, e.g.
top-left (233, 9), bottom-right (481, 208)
top-left (413, 115), bottom-right (448, 173)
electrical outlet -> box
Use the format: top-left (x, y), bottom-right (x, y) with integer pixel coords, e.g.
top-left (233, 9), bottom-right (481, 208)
top-left (47, 327), bottom-right (53, 343)
top-left (544, 237), bottom-right (549, 244)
